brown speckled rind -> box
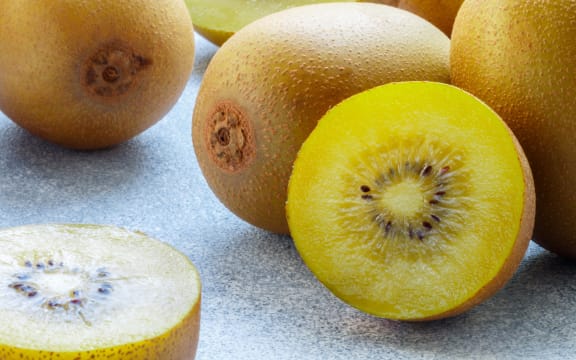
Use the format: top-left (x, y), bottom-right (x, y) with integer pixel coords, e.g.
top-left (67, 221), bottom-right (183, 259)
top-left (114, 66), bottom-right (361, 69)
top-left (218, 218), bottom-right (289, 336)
top-left (192, 2), bottom-right (451, 233)
top-left (451, 0), bottom-right (576, 259)
top-left (0, 0), bottom-right (195, 150)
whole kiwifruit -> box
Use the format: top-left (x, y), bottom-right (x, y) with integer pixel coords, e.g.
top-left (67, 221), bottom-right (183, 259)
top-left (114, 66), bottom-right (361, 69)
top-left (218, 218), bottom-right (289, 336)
top-left (363, 0), bottom-right (464, 36)
top-left (0, 0), bottom-right (195, 149)
top-left (192, 2), bottom-right (451, 233)
top-left (450, 0), bottom-right (576, 259)
top-left (0, 224), bottom-right (201, 359)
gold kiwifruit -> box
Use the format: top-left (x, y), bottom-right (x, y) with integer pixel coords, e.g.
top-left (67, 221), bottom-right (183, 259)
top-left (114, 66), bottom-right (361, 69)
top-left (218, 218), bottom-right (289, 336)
top-left (0, 0), bottom-right (195, 149)
top-left (287, 81), bottom-right (535, 320)
top-left (192, 2), bottom-right (451, 233)
top-left (183, 0), bottom-right (350, 46)
top-left (0, 224), bottom-right (201, 359)
top-left (363, 0), bottom-right (464, 36)
top-left (450, 0), bottom-right (576, 259)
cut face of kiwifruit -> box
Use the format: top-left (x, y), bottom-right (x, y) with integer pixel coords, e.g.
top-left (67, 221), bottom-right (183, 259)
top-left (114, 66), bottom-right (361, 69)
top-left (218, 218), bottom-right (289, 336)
top-left (286, 81), bottom-right (535, 321)
top-left (0, 224), bottom-right (201, 359)
top-left (184, 0), bottom-right (349, 46)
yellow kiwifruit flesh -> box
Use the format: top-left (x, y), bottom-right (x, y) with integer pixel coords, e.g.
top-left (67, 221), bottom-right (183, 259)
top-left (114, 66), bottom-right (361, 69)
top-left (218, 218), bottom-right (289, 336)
top-left (0, 224), bottom-right (201, 359)
top-left (287, 82), bottom-right (535, 321)
top-left (184, 0), bottom-right (350, 46)
top-left (450, 0), bottom-right (576, 258)
top-left (0, 0), bottom-right (195, 149)
top-left (192, 2), bottom-right (450, 234)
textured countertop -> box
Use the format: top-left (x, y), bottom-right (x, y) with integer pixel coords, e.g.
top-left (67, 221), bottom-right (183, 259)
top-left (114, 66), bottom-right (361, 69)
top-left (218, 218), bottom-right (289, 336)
top-left (1, 34), bottom-right (575, 360)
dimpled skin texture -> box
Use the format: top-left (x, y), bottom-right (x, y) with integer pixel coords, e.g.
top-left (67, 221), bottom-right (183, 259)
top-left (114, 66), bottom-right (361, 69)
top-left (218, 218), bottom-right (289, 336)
top-left (0, 0), bottom-right (195, 149)
top-left (365, 0), bottom-right (464, 36)
top-left (450, 0), bottom-right (576, 258)
top-left (184, 0), bottom-right (351, 46)
top-left (192, 2), bottom-right (451, 233)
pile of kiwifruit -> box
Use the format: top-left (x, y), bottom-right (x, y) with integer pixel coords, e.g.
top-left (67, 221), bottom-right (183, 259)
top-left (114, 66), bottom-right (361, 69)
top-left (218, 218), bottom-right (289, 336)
top-left (0, 0), bottom-right (574, 358)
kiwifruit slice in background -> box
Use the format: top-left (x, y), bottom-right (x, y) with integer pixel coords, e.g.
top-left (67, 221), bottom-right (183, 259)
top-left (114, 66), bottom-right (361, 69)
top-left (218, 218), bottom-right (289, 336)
top-left (184, 0), bottom-right (462, 47)
top-left (0, 224), bottom-right (201, 359)
top-left (287, 82), bottom-right (535, 321)
top-left (192, 2), bottom-right (450, 234)
top-left (183, 0), bottom-right (350, 46)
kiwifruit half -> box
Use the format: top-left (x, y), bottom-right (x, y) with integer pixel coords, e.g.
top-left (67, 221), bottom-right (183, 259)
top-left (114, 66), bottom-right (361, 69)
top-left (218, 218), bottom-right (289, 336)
top-left (362, 0), bottom-right (464, 36)
top-left (0, 224), bottom-right (201, 359)
top-left (0, 0), bottom-right (195, 149)
top-left (192, 2), bottom-right (451, 234)
top-left (450, 0), bottom-right (576, 259)
top-left (286, 82), bottom-right (535, 321)
top-left (184, 0), bottom-right (350, 46)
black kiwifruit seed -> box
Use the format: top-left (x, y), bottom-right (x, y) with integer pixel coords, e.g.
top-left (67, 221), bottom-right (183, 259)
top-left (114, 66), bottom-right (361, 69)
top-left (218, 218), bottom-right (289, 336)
top-left (7, 259), bottom-right (118, 317)
top-left (343, 140), bottom-right (469, 245)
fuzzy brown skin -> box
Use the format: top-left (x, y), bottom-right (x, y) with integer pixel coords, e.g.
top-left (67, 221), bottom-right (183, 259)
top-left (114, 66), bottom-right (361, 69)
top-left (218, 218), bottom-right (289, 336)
top-left (0, 0), bottom-right (195, 150)
top-left (192, 3), bottom-right (451, 233)
top-left (418, 134), bottom-right (535, 321)
top-left (450, 0), bottom-right (576, 259)
top-left (363, 0), bottom-right (465, 36)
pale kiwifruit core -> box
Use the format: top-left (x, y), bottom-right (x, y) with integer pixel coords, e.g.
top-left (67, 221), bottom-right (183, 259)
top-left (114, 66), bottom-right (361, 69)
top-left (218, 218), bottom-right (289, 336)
top-left (205, 101), bottom-right (255, 172)
top-left (83, 42), bottom-right (152, 98)
top-left (7, 258), bottom-right (117, 327)
top-left (0, 224), bottom-right (201, 353)
top-left (343, 139), bottom-right (470, 252)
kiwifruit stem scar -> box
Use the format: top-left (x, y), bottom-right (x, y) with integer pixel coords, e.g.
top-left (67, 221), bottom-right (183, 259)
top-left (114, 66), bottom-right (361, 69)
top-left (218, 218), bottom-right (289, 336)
top-left (102, 66), bottom-right (120, 83)
top-left (217, 127), bottom-right (231, 146)
top-left (205, 101), bottom-right (255, 173)
top-left (83, 41), bottom-right (152, 97)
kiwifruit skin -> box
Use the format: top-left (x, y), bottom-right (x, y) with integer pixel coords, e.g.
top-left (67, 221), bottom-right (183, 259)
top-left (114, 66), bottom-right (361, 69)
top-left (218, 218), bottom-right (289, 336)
top-left (0, 223), bottom-right (201, 360)
top-left (184, 0), bottom-right (352, 47)
top-left (0, 0), bottom-right (195, 150)
top-left (362, 0), bottom-right (465, 36)
top-left (192, 2), bottom-right (451, 233)
top-left (450, 0), bottom-right (576, 259)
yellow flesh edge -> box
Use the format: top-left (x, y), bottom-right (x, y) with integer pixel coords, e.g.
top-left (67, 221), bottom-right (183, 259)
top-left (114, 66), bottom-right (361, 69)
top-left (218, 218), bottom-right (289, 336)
top-left (0, 224), bottom-right (201, 353)
top-left (185, 0), bottom-right (351, 42)
top-left (287, 82), bottom-right (526, 320)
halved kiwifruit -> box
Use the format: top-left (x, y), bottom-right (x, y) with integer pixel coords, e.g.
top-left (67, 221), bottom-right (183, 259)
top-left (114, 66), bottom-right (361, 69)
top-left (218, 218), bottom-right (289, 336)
top-left (286, 81), bottom-right (535, 321)
top-left (0, 224), bottom-right (201, 359)
top-left (183, 0), bottom-right (350, 46)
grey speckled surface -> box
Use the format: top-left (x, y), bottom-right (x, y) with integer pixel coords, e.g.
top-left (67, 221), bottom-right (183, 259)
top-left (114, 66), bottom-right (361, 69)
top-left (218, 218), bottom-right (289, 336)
top-left (1, 34), bottom-right (576, 360)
